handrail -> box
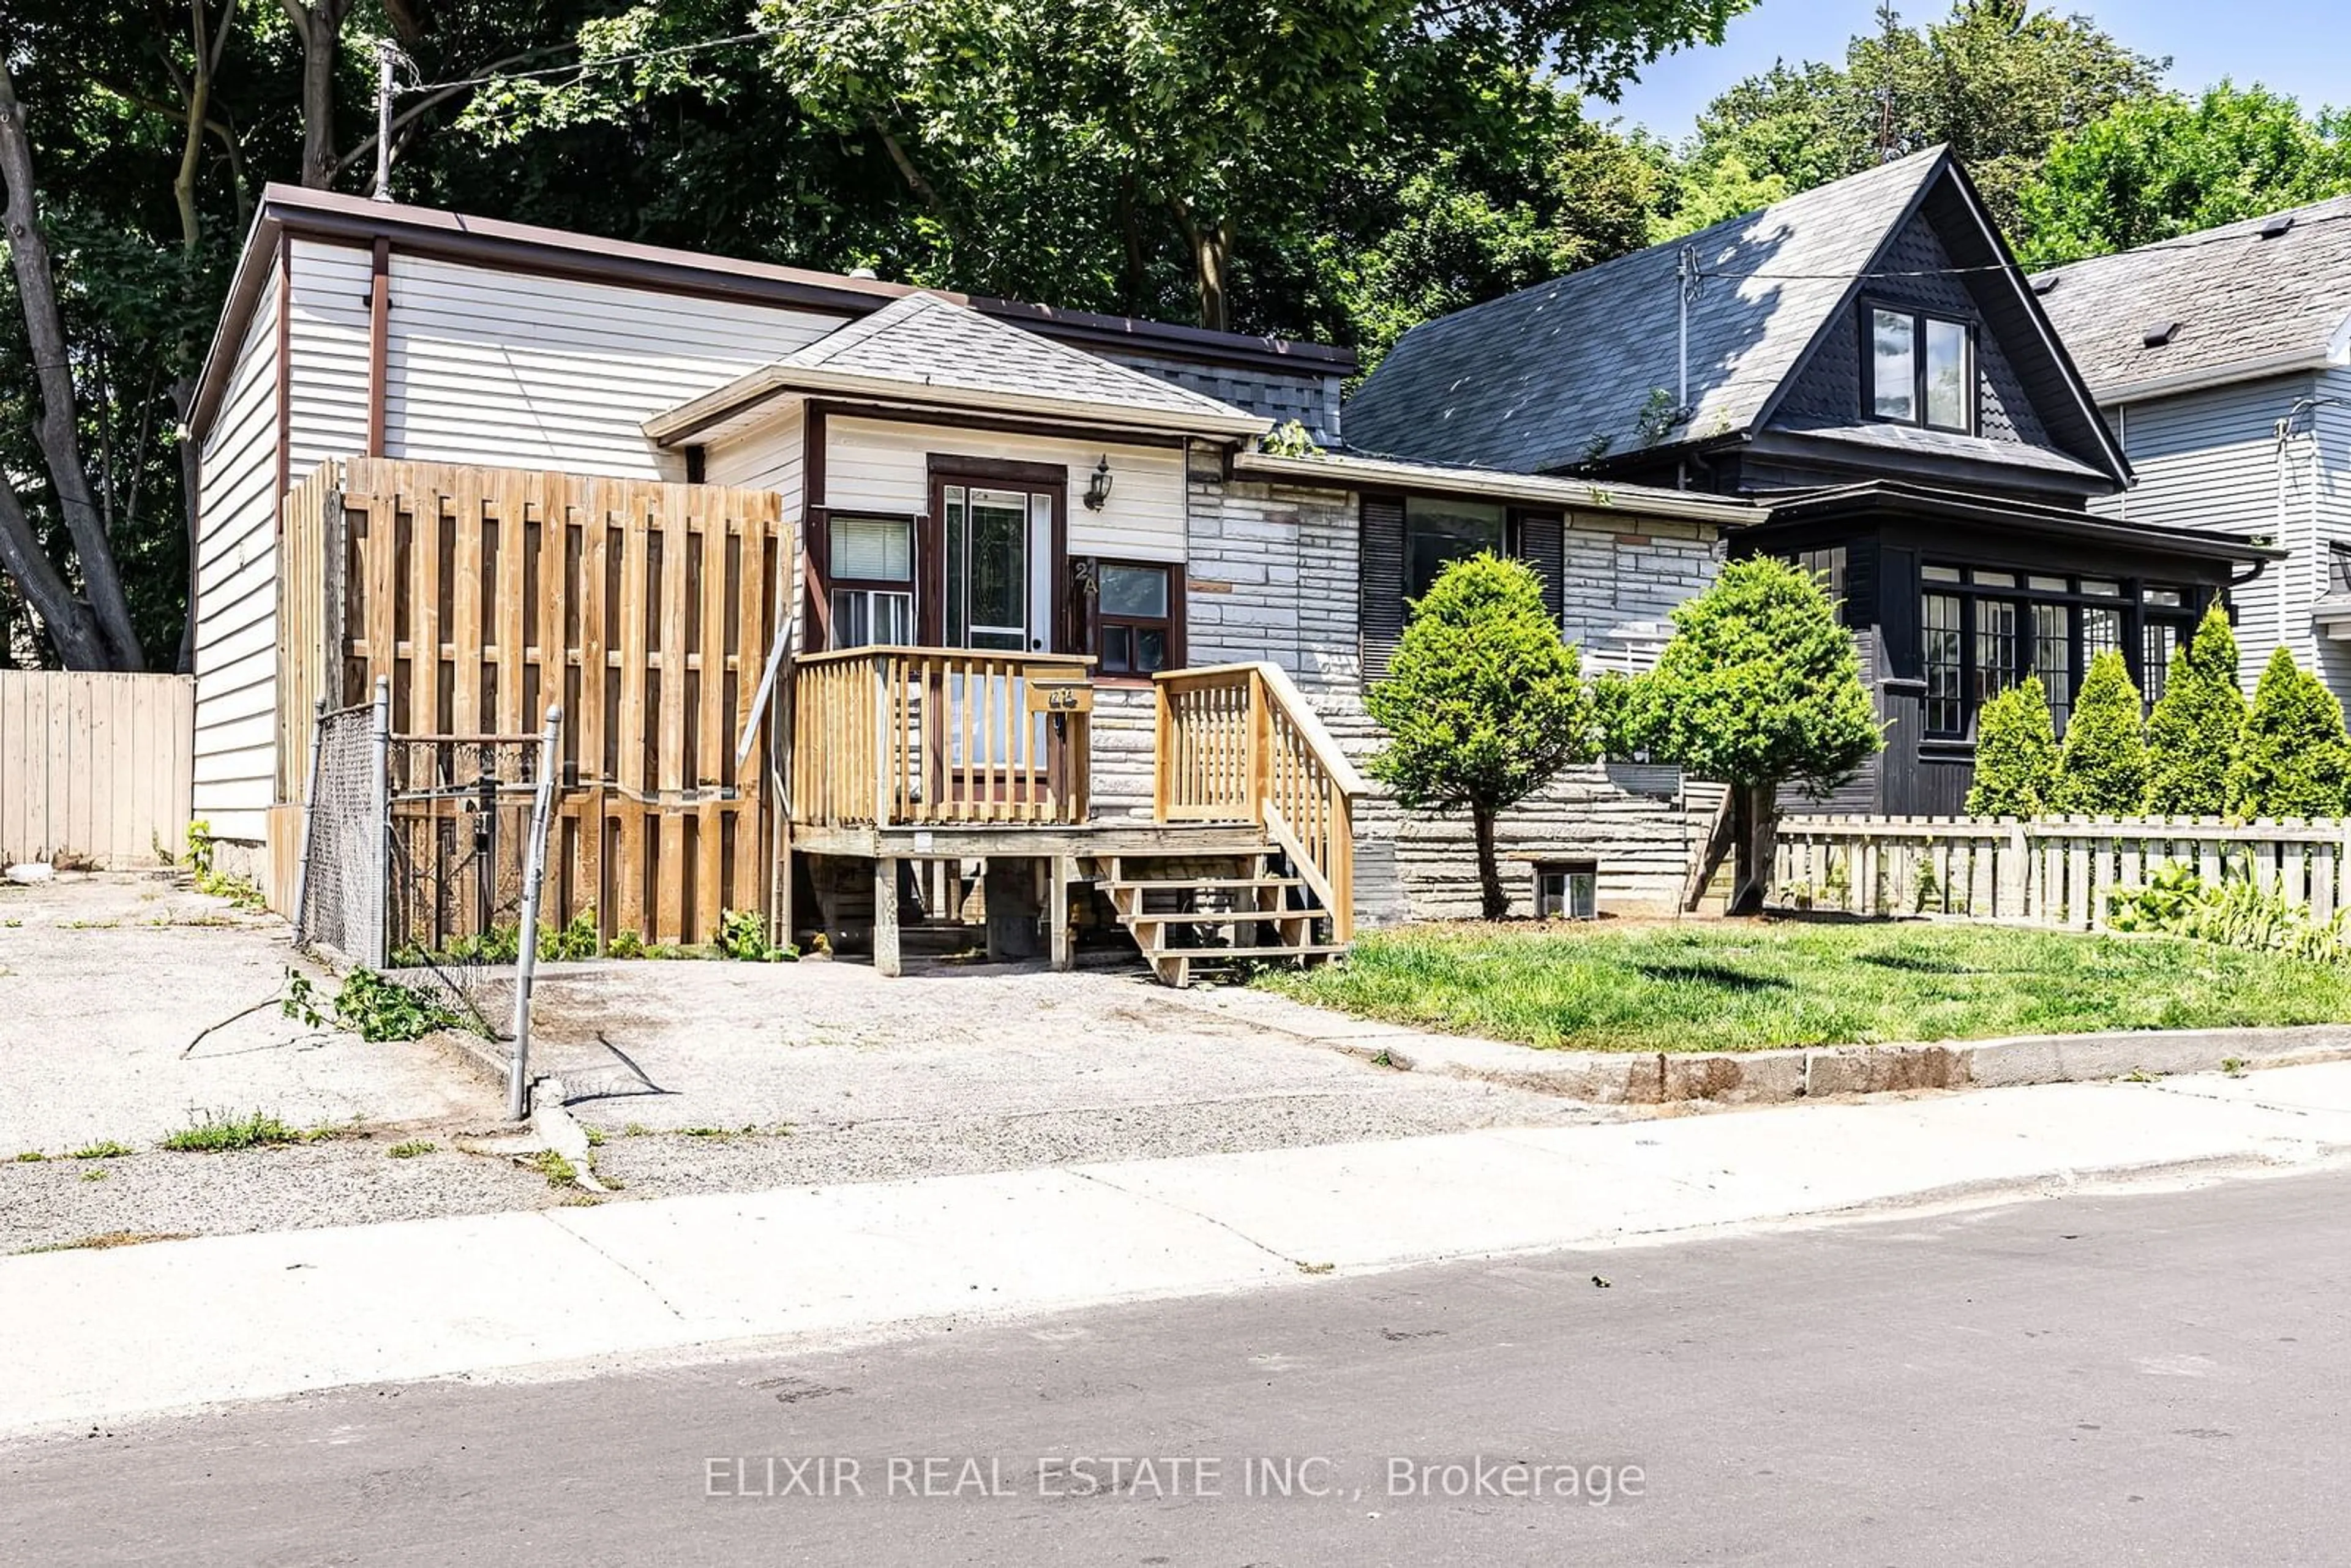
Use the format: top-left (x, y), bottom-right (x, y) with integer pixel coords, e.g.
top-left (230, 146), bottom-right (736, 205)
top-left (789, 647), bottom-right (1093, 828)
top-left (1152, 661), bottom-right (1361, 941)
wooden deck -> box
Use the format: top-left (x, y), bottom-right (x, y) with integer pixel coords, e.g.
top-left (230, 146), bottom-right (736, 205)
top-left (783, 651), bottom-right (1366, 983)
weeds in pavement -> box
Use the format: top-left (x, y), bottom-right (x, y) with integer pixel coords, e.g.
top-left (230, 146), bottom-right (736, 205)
top-left (68, 1141), bottom-right (135, 1160)
top-left (80, 1167), bottom-right (108, 1182)
top-left (531, 1150), bottom-right (580, 1188)
top-left (13, 1150), bottom-right (45, 1163)
top-left (387, 1140), bottom-right (436, 1159)
top-left (162, 1110), bottom-right (302, 1152)
top-left (334, 970), bottom-right (464, 1042)
top-left (583, 1126), bottom-right (606, 1147)
top-left (2222, 1056), bottom-right (2249, 1078)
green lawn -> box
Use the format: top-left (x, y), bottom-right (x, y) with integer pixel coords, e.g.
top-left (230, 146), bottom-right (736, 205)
top-left (1258, 919), bottom-right (2351, 1052)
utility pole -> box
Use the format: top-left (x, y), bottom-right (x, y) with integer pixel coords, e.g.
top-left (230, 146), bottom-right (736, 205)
top-left (373, 39), bottom-right (398, 200)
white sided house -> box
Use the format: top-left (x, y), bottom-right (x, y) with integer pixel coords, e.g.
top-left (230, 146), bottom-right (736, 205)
top-left (189, 184), bottom-right (1755, 970)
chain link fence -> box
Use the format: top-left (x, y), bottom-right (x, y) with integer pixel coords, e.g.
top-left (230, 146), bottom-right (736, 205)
top-left (294, 680), bottom-right (564, 1116)
top-left (384, 719), bottom-right (563, 1041)
top-left (293, 688), bottom-right (389, 968)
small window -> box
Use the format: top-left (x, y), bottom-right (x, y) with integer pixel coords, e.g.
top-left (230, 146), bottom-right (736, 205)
top-left (1796, 546), bottom-right (1847, 601)
top-left (1922, 564), bottom-right (1963, 583)
top-left (827, 514), bottom-right (915, 650)
top-left (2028, 575), bottom-right (2069, 593)
top-left (2032, 602), bottom-right (2073, 726)
top-left (2143, 586), bottom-right (2186, 607)
top-left (1865, 306), bottom-right (1974, 432)
top-left (1090, 560), bottom-right (1175, 676)
top-left (1924, 317), bottom-right (1970, 429)
top-left (2080, 578), bottom-right (2122, 599)
top-left (1534, 861), bottom-right (1597, 921)
top-left (1405, 497), bottom-right (1507, 601)
top-left (1870, 309), bottom-right (1916, 421)
top-left (1972, 570), bottom-right (2017, 588)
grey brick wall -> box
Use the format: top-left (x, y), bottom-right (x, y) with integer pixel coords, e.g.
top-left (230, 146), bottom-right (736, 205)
top-left (1101, 475), bottom-right (1730, 921)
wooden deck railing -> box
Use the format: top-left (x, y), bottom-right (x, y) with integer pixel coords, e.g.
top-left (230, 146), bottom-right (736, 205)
top-left (789, 647), bottom-right (1095, 828)
top-left (1152, 662), bottom-right (1366, 940)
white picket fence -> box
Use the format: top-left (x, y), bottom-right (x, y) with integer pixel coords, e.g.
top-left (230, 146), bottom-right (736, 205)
top-left (1772, 815), bottom-right (2351, 931)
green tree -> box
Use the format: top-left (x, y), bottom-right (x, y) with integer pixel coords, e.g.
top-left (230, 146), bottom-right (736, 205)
top-left (1365, 553), bottom-right (1594, 920)
top-left (1616, 556), bottom-right (1881, 913)
top-left (1672, 1), bottom-right (2165, 238)
top-left (2142, 604), bottom-right (2248, 816)
top-left (2015, 83), bottom-right (2351, 269)
top-left (2051, 651), bottom-right (2147, 814)
top-left (2227, 646), bottom-right (2351, 818)
top-left (1965, 675), bottom-right (2058, 816)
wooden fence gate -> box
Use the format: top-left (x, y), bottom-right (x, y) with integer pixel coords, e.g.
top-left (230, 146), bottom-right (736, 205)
top-left (280, 459), bottom-right (787, 947)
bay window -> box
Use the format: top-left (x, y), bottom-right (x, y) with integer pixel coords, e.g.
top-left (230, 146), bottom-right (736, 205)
top-left (1919, 568), bottom-right (2178, 740)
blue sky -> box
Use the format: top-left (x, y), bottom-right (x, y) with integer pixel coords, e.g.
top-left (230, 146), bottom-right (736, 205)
top-left (1594, 0), bottom-right (2349, 144)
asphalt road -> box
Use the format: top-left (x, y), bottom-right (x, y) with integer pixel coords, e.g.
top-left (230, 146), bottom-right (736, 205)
top-left (8, 1170), bottom-right (2350, 1566)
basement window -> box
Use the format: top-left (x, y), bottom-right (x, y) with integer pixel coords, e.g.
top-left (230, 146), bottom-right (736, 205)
top-left (1534, 861), bottom-right (1598, 921)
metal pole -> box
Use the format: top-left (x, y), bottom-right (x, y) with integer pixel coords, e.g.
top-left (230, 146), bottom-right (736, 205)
top-left (508, 703), bottom-right (562, 1121)
top-left (369, 677), bottom-right (392, 969)
top-left (290, 697), bottom-right (328, 943)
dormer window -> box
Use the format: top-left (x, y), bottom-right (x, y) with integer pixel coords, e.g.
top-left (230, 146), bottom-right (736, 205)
top-left (1865, 306), bottom-right (1973, 433)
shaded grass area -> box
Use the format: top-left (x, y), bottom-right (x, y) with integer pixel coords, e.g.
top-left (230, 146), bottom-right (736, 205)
top-left (1259, 920), bottom-right (2351, 1052)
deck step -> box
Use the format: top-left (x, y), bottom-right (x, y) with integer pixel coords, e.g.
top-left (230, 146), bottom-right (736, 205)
top-left (1118, 910), bottom-right (1326, 928)
top-left (1102, 876), bottom-right (1304, 893)
top-left (1169, 944), bottom-right (1350, 962)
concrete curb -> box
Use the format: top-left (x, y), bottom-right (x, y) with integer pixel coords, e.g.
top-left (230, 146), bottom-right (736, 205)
top-left (1317, 1024), bottom-right (2351, 1106)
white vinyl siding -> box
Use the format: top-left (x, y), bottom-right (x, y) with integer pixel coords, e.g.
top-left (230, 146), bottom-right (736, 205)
top-left (379, 255), bottom-right (840, 476)
top-left (192, 266), bottom-right (282, 841)
top-left (286, 239), bottom-right (373, 470)
top-left (2096, 372), bottom-right (2327, 689)
top-left (701, 406), bottom-right (805, 522)
top-left (824, 416), bottom-right (1188, 562)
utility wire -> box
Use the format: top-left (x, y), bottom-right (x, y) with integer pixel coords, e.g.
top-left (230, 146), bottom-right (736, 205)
top-left (399, 0), bottom-right (934, 98)
top-left (1695, 204), bottom-right (2351, 285)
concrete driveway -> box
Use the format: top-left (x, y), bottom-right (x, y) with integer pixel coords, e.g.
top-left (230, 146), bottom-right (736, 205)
top-left (0, 872), bottom-right (497, 1154)
top-left (526, 957), bottom-right (1610, 1192)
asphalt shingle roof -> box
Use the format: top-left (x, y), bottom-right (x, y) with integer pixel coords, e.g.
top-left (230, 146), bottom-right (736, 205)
top-left (2032, 197), bottom-right (2351, 400)
top-left (1343, 148), bottom-right (1952, 474)
top-left (786, 290), bottom-right (1255, 422)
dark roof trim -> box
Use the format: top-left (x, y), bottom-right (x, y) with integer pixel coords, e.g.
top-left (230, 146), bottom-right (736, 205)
top-left (1747, 155), bottom-right (2130, 489)
top-left (1750, 480), bottom-right (2281, 563)
top-left (1739, 428), bottom-right (2107, 501)
top-left (190, 183), bottom-right (1354, 441)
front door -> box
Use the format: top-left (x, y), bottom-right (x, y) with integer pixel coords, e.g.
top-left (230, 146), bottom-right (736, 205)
top-left (943, 482), bottom-right (1054, 654)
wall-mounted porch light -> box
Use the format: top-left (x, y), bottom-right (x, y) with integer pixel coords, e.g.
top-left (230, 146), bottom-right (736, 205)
top-left (1084, 456), bottom-right (1114, 511)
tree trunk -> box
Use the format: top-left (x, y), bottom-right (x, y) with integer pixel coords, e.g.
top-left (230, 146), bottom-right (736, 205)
top-left (280, 0), bottom-right (348, 189)
top-left (173, 378), bottom-right (201, 674)
top-left (0, 66), bottom-right (144, 669)
top-left (1166, 196), bottom-right (1233, 334)
top-left (1728, 780), bottom-right (1780, 916)
top-left (1471, 805), bottom-right (1507, 921)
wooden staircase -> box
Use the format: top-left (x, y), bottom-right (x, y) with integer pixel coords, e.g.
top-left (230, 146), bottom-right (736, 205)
top-left (1128, 661), bottom-right (1369, 986)
top-left (1093, 842), bottom-right (1348, 986)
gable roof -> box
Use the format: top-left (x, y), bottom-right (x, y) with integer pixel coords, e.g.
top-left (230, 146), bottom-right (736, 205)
top-left (645, 291), bottom-right (1270, 444)
top-left (1343, 148), bottom-right (2127, 489)
top-left (1344, 149), bottom-right (1952, 473)
top-left (2031, 197), bottom-right (2351, 403)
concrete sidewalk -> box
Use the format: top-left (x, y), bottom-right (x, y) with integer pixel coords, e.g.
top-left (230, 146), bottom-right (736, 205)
top-left (11, 1063), bottom-right (2351, 1438)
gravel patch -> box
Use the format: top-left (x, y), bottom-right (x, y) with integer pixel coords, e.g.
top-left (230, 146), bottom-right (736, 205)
top-left (0, 873), bottom-right (498, 1152)
top-left (0, 1135), bottom-right (566, 1255)
top-left (590, 1076), bottom-right (1607, 1195)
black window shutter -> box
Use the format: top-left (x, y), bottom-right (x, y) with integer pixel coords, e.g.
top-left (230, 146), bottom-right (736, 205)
top-left (1359, 493), bottom-right (1407, 680)
top-left (1514, 510), bottom-right (1566, 628)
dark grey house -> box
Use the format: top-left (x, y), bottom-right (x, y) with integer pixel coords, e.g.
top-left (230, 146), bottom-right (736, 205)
top-left (1345, 146), bottom-right (2273, 814)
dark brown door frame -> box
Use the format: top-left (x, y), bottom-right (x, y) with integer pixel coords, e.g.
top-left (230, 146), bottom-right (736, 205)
top-left (924, 454), bottom-right (1070, 653)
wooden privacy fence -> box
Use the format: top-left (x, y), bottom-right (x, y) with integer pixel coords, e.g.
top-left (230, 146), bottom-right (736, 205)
top-left (788, 648), bottom-right (1095, 827)
top-left (1153, 662), bottom-right (1364, 941)
top-left (0, 671), bottom-right (192, 867)
top-left (280, 459), bottom-right (787, 945)
top-left (1774, 814), bottom-right (2351, 931)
